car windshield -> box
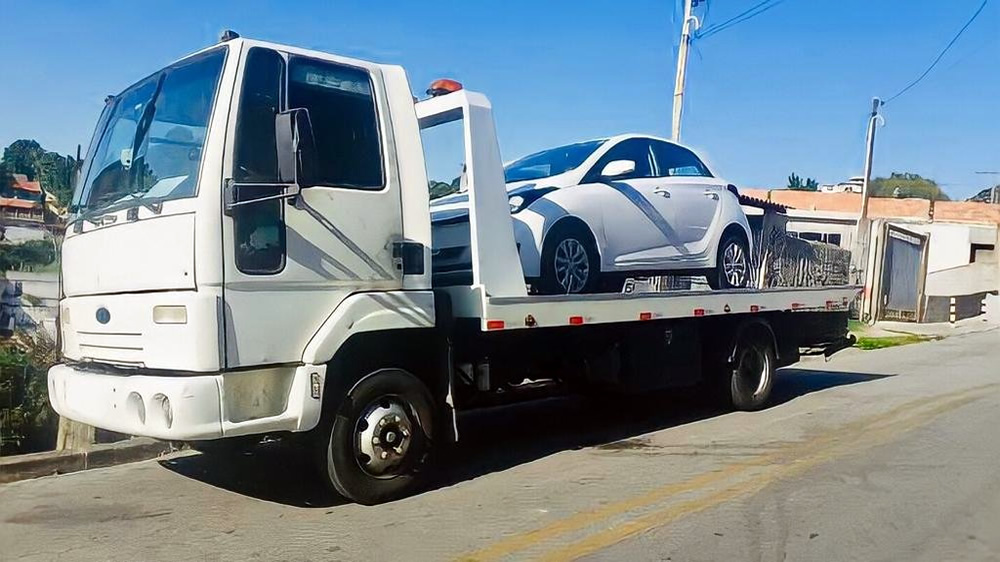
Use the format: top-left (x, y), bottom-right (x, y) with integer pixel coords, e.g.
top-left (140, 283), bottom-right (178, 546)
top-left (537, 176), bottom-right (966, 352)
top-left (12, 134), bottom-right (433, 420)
top-left (72, 48), bottom-right (227, 215)
top-left (503, 139), bottom-right (606, 183)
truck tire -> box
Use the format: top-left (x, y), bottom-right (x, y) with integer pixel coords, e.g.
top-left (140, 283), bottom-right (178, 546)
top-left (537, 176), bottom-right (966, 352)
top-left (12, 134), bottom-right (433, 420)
top-left (725, 331), bottom-right (776, 411)
top-left (708, 231), bottom-right (750, 290)
top-left (539, 222), bottom-right (601, 294)
top-left (317, 368), bottom-right (436, 505)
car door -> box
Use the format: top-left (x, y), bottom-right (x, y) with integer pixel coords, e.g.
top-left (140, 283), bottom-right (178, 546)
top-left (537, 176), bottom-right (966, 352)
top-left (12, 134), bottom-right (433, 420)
top-left (580, 138), bottom-right (681, 266)
top-left (650, 141), bottom-right (720, 250)
top-left (221, 46), bottom-right (404, 368)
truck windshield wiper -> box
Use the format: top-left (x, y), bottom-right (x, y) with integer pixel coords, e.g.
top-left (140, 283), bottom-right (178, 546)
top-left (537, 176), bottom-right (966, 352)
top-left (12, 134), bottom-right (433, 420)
top-left (126, 72), bottom-right (167, 196)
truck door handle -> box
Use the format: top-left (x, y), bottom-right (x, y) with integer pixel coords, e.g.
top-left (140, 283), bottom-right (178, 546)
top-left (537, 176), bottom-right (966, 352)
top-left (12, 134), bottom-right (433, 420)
top-left (703, 190), bottom-right (719, 200)
top-left (654, 189), bottom-right (671, 198)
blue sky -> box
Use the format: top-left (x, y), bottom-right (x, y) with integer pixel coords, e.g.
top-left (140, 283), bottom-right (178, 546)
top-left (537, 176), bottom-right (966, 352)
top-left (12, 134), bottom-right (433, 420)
top-left (1, 0), bottom-right (997, 198)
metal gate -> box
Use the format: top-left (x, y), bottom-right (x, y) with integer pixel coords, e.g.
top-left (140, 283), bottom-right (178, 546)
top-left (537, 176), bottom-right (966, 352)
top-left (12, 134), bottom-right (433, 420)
top-left (878, 225), bottom-right (928, 322)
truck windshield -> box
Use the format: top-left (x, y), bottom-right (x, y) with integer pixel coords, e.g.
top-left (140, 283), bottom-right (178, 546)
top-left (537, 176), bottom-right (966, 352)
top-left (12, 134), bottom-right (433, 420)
top-left (503, 139), bottom-right (606, 183)
top-left (72, 48), bottom-right (227, 215)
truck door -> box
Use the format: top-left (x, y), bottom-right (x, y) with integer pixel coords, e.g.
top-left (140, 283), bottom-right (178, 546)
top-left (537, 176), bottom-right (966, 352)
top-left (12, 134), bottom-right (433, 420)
top-left (221, 45), bottom-right (404, 368)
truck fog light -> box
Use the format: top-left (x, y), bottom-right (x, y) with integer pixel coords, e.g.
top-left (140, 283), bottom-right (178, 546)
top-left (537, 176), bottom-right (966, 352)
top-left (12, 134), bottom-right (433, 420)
top-left (126, 392), bottom-right (146, 425)
top-left (151, 393), bottom-right (172, 429)
top-left (153, 305), bottom-right (187, 324)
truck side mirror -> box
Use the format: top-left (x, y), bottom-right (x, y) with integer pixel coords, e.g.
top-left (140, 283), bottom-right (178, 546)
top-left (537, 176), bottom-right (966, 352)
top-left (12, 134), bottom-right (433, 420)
top-left (275, 108), bottom-right (319, 188)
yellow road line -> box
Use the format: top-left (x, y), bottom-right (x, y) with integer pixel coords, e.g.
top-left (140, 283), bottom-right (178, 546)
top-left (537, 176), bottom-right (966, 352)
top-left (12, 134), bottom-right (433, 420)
top-left (538, 390), bottom-right (994, 561)
top-left (458, 384), bottom-right (998, 562)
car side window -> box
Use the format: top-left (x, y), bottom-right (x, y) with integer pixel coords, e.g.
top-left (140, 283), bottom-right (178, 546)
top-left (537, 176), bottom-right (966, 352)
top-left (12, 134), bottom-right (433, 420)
top-left (651, 142), bottom-right (713, 177)
top-left (584, 139), bottom-right (655, 182)
top-left (287, 56), bottom-right (383, 189)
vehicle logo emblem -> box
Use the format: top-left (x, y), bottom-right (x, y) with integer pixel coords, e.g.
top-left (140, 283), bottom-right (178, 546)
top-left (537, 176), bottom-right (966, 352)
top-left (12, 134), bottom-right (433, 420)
top-left (96, 307), bottom-right (111, 324)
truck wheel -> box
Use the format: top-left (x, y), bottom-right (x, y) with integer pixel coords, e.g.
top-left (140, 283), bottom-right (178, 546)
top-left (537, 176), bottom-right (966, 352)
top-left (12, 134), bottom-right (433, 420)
top-left (725, 331), bottom-right (776, 411)
top-left (318, 369), bottom-right (435, 505)
top-left (708, 232), bottom-right (750, 290)
top-left (539, 223), bottom-right (601, 294)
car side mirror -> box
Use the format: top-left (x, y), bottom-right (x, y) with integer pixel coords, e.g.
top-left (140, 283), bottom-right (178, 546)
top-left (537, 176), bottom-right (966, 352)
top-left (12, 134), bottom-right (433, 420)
top-left (600, 159), bottom-right (636, 179)
top-left (275, 108), bottom-right (319, 189)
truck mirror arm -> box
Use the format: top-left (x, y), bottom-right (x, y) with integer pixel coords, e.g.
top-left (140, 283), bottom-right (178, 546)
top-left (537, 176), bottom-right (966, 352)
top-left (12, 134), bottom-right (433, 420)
top-left (223, 179), bottom-right (301, 215)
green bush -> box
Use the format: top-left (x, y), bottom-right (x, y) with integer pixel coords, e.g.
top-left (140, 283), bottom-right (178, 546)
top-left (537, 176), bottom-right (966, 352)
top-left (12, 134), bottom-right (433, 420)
top-left (0, 330), bottom-right (58, 455)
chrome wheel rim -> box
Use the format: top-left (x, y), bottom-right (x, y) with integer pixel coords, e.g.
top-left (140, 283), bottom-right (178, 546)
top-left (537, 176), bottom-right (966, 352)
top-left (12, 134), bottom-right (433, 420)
top-left (554, 238), bottom-right (589, 293)
top-left (355, 398), bottom-right (415, 479)
top-left (722, 241), bottom-right (748, 287)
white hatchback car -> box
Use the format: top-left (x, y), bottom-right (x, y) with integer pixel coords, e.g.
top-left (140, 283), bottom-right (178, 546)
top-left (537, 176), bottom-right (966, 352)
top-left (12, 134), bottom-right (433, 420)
top-left (431, 134), bottom-right (752, 293)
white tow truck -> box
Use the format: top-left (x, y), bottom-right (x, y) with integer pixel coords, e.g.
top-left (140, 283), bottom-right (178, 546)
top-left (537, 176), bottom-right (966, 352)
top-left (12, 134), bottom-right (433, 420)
top-left (48, 33), bottom-right (858, 504)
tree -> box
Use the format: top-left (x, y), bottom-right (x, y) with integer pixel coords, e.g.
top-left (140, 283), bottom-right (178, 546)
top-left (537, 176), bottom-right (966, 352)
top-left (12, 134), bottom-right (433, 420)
top-left (1, 139), bottom-right (78, 207)
top-left (1, 139), bottom-right (44, 179)
top-left (428, 180), bottom-right (459, 200)
top-left (787, 172), bottom-right (819, 191)
top-left (870, 172), bottom-right (949, 201)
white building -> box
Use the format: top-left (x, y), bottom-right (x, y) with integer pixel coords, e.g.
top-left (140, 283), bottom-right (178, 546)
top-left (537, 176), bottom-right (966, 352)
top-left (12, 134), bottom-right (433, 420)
top-left (819, 176), bottom-right (864, 194)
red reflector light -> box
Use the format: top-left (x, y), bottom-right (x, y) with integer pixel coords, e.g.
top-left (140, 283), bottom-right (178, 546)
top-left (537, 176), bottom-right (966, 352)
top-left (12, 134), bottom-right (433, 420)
top-left (750, 305), bottom-right (760, 313)
top-left (427, 78), bottom-right (463, 96)
top-left (826, 300), bottom-right (835, 310)
top-left (639, 312), bottom-right (652, 321)
top-left (569, 315), bottom-right (584, 325)
top-left (791, 302), bottom-right (802, 310)
top-left (694, 308), bottom-right (705, 317)
top-left (486, 320), bottom-right (505, 330)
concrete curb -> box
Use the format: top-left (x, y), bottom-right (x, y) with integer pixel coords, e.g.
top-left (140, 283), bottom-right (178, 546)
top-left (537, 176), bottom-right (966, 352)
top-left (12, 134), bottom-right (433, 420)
top-left (0, 438), bottom-right (177, 484)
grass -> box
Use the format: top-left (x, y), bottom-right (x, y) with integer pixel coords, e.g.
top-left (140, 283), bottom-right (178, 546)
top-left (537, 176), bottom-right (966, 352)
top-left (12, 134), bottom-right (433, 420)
top-left (854, 333), bottom-right (939, 351)
top-left (849, 319), bottom-right (942, 350)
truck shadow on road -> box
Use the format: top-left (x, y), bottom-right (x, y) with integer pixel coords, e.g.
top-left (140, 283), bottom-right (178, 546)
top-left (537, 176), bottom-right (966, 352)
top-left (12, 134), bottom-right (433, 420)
top-left (158, 367), bottom-right (891, 508)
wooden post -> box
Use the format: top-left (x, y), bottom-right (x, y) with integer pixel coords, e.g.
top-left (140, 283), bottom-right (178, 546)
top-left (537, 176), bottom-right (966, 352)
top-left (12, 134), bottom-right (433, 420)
top-left (56, 417), bottom-right (95, 451)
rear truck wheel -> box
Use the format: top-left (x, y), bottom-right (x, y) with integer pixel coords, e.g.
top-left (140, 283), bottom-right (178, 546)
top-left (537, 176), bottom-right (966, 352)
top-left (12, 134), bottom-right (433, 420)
top-left (539, 223), bottom-right (601, 295)
top-left (725, 330), bottom-right (776, 411)
top-left (317, 369), bottom-right (435, 505)
top-left (708, 231), bottom-right (750, 290)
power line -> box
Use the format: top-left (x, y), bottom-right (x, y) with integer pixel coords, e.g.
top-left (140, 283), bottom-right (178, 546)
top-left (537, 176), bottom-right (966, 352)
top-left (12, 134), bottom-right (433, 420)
top-left (696, 0), bottom-right (789, 39)
top-left (883, 0), bottom-right (990, 104)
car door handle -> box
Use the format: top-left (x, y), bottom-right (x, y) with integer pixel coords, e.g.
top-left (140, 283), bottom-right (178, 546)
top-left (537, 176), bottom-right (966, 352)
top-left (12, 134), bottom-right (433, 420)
top-left (654, 189), bottom-right (671, 198)
top-left (703, 190), bottom-right (719, 200)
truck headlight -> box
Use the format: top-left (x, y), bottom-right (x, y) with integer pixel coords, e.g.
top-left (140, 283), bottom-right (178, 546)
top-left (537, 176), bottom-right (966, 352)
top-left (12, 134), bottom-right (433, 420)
top-left (153, 305), bottom-right (187, 324)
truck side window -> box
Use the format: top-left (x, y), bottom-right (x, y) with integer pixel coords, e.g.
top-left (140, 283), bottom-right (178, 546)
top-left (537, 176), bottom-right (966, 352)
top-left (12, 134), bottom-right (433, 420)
top-left (233, 47), bottom-right (286, 274)
top-left (288, 57), bottom-right (383, 189)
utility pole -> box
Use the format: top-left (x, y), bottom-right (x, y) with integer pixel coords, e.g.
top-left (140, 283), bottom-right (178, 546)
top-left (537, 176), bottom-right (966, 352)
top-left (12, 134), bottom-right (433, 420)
top-left (855, 97), bottom-right (882, 323)
top-left (672, 0), bottom-right (699, 142)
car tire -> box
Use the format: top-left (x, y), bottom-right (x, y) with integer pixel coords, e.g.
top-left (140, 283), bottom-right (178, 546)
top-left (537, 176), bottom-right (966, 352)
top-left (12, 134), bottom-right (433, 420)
top-left (708, 231), bottom-right (750, 290)
top-left (316, 369), bottom-right (436, 505)
top-left (724, 330), bottom-right (776, 411)
top-left (539, 222), bottom-right (601, 294)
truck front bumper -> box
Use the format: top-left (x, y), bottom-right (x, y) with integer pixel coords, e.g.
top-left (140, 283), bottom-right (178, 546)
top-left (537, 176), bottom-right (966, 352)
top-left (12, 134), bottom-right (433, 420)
top-left (47, 363), bottom-right (327, 441)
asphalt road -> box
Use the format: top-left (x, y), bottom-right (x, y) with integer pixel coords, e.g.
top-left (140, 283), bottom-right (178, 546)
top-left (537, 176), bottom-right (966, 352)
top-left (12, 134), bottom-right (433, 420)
top-left (2, 329), bottom-right (999, 561)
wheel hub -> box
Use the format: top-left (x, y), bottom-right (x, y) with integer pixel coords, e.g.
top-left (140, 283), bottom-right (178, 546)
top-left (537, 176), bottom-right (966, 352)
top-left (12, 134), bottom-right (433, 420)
top-left (722, 241), bottom-right (748, 287)
top-left (736, 346), bottom-right (769, 397)
top-left (554, 238), bottom-right (589, 293)
top-left (356, 400), bottom-right (414, 477)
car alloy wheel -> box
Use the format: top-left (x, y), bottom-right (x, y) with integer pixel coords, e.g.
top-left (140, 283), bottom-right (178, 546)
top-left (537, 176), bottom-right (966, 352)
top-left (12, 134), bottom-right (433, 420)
top-left (553, 238), bottom-right (590, 293)
top-left (721, 239), bottom-right (748, 288)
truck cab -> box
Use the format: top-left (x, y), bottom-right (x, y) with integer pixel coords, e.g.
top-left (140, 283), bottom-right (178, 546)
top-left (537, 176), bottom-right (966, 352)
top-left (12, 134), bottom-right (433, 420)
top-left (51, 36), bottom-right (457, 440)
